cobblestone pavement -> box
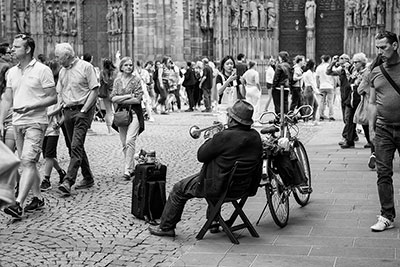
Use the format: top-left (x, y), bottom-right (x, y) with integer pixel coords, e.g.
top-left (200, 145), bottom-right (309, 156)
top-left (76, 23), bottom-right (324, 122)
top-left (0, 103), bottom-right (321, 266)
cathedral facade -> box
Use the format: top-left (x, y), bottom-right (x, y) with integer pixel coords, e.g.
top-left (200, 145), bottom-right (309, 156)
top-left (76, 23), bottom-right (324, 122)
top-left (0, 0), bottom-right (397, 66)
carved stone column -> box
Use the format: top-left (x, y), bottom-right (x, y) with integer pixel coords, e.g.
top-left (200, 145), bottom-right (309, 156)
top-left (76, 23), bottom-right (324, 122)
top-left (305, 25), bottom-right (315, 61)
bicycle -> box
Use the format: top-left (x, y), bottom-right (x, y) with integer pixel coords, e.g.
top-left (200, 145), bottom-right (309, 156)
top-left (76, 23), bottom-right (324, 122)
top-left (256, 105), bottom-right (313, 228)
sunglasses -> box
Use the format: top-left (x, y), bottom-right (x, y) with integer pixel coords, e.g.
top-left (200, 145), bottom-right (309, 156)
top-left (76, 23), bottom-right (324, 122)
top-left (14, 34), bottom-right (30, 40)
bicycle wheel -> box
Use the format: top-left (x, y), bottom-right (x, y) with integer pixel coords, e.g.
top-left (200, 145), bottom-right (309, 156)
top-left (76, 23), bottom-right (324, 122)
top-left (293, 141), bottom-right (312, 206)
top-left (266, 159), bottom-right (289, 228)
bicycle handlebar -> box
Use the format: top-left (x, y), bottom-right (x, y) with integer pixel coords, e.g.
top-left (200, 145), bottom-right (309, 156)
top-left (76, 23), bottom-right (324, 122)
top-left (258, 105), bottom-right (314, 126)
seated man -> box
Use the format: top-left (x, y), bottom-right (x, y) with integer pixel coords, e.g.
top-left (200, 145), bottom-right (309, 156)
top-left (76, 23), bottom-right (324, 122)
top-left (149, 100), bottom-right (262, 237)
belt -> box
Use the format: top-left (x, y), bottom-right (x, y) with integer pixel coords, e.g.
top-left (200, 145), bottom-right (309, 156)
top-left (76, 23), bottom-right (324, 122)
top-left (64, 104), bottom-right (84, 111)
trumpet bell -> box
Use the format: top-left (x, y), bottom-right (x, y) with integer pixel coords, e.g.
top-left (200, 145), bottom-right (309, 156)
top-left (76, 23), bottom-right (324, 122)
top-left (189, 125), bottom-right (201, 139)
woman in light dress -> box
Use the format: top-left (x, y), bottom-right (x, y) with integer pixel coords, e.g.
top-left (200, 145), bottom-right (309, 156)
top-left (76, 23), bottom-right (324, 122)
top-left (242, 60), bottom-right (262, 121)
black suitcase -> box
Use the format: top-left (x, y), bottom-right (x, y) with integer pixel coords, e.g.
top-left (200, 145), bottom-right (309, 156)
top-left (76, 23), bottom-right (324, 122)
top-left (131, 163), bottom-right (167, 221)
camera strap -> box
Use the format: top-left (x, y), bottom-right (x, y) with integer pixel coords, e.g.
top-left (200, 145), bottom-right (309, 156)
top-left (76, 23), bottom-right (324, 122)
top-left (380, 65), bottom-right (400, 96)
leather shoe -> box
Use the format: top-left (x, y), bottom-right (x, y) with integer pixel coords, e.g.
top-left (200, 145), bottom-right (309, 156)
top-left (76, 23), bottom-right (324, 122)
top-left (209, 221), bottom-right (221, 233)
top-left (148, 225), bottom-right (176, 237)
top-left (75, 179), bottom-right (94, 189)
top-left (58, 180), bottom-right (71, 195)
top-left (340, 142), bottom-right (355, 149)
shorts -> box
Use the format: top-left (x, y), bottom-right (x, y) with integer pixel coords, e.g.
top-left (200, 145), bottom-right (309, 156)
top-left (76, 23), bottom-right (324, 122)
top-left (42, 136), bottom-right (59, 158)
top-left (14, 123), bottom-right (47, 163)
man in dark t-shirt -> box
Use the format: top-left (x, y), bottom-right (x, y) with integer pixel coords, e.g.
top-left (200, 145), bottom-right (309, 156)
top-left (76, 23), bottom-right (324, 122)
top-left (369, 31), bottom-right (400, 232)
top-left (236, 53), bottom-right (247, 99)
top-left (199, 58), bottom-right (213, 112)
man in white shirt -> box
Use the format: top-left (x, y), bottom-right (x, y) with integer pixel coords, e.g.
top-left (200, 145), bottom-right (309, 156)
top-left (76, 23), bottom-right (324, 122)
top-left (316, 55), bottom-right (336, 121)
top-left (0, 34), bottom-right (57, 218)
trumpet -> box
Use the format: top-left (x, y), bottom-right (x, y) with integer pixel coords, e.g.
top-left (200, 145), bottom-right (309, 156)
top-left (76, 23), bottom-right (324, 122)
top-left (189, 121), bottom-right (225, 139)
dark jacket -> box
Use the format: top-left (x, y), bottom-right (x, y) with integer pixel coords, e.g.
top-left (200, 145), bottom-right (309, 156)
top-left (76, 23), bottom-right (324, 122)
top-left (326, 63), bottom-right (350, 104)
top-left (272, 62), bottom-right (291, 89)
top-left (195, 125), bottom-right (262, 197)
top-left (182, 67), bottom-right (197, 87)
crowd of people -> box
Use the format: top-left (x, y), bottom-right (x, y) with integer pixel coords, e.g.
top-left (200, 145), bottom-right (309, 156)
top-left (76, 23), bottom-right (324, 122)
top-left (0, 30), bottom-right (400, 236)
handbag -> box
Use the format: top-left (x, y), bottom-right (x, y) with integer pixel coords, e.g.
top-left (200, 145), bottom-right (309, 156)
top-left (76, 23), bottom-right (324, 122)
top-left (380, 65), bottom-right (400, 95)
top-left (353, 95), bottom-right (369, 125)
top-left (113, 106), bottom-right (132, 127)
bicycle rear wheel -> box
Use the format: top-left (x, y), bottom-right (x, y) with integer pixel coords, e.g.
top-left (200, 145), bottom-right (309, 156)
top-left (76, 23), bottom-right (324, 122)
top-left (293, 141), bottom-right (312, 206)
top-left (266, 159), bottom-right (289, 228)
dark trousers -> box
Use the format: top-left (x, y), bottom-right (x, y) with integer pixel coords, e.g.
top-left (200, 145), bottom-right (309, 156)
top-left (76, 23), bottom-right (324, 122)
top-left (63, 106), bottom-right (95, 185)
top-left (362, 124), bottom-right (375, 153)
top-left (185, 85), bottom-right (196, 109)
top-left (290, 86), bottom-right (302, 111)
top-left (303, 87), bottom-right (319, 121)
top-left (272, 88), bottom-right (289, 114)
top-left (202, 87), bottom-right (212, 110)
top-left (343, 105), bottom-right (357, 144)
top-left (171, 88), bottom-right (181, 110)
top-left (375, 124), bottom-right (400, 220)
top-left (160, 173), bottom-right (201, 230)
top-left (158, 81), bottom-right (168, 105)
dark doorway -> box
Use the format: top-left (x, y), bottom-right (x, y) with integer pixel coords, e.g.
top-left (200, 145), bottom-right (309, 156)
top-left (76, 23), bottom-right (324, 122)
top-left (81, 0), bottom-right (108, 67)
top-left (279, 0), bottom-right (307, 58)
top-left (315, 0), bottom-right (345, 63)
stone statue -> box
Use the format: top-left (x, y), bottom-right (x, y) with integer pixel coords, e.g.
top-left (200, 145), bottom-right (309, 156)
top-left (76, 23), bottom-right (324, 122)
top-left (241, 0), bottom-right (249, 28)
top-left (44, 5), bottom-right (54, 34)
top-left (249, 0), bottom-right (258, 28)
top-left (305, 0), bottom-right (316, 28)
top-left (208, 0), bottom-right (214, 29)
top-left (61, 7), bottom-right (68, 34)
top-left (69, 6), bottom-right (77, 36)
top-left (369, 0), bottom-right (378, 26)
top-left (346, 0), bottom-right (356, 27)
top-left (258, 1), bottom-right (267, 29)
top-left (231, 0), bottom-right (240, 28)
top-left (377, 0), bottom-right (385, 25)
top-left (54, 5), bottom-right (62, 35)
top-left (267, 2), bottom-right (276, 29)
top-left (200, 0), bottom-right (208, 29)
top-left (361, 0), bottom-right (369, 26)
top-left (112, 6), bottom-right (118, 33)
top-left (16, 10), bottom-right (28, 33)
top-left (106, 6), bottom-right (113, 32)
top-left (354, 0), bottom-right (361, 26)
top-left (117, 5), bottom-right (123, 32)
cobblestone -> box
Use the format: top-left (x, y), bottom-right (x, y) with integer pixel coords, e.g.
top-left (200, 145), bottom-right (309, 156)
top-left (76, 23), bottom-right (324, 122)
top-left (0, 101), bottom-right (321, 266)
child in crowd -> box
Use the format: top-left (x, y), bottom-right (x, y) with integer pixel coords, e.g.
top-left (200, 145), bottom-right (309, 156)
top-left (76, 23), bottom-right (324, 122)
top-left (40, 104), bottom-right (66, 191)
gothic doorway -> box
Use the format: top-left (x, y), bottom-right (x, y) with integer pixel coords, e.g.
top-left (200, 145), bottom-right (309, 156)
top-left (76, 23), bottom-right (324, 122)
top-left (279, 0), bottom-right (307, 58)
top-left (315, 0), bottom-right (344, 62)
top-left (81, 0), bottom-right (108, 67)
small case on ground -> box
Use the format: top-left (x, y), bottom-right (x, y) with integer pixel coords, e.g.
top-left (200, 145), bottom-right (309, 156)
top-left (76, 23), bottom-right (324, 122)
top-left (131, 163), bottom-right (167, 222)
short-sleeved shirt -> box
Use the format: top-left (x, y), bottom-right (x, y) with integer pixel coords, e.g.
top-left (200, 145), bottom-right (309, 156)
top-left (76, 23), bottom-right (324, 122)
top-left (201, 65), bottom-right (213, 89)
top-left (370, 62), bottom-right (400, 126)
top-left (315, 62), bottom-right (335, 89)
top-left (242, 68), bottom-right (259, 87)
top-left (57, 58), bottom-right (99, 107)
top-left (110, 74), bottom-right (143, 100)
top-left (6, 59), bottom-right (55, 125)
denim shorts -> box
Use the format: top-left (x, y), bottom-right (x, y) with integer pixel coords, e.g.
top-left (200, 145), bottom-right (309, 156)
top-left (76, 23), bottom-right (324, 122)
top-left (14, 123), bottom-right (47, 162)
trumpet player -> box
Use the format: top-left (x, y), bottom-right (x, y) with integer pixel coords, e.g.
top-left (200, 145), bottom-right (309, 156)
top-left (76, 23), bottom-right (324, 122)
top-left (149, 100), bottom-right (262, 237)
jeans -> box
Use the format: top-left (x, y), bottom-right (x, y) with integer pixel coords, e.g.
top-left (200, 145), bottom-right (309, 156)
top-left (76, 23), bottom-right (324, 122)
top-left (375, 124), bottom-right (400, 221)
top-left (202, 87), bottom-right (212, 110)
top-left (118, 115), bottom-right (139, 176)
top-left (185, 85), bottom-right (196, 109)
top-left (160, 173), bottom-right (201, 230)
top-left (343, 105), bottom-right (357, 144)
top-left (272, 88), bottom-right (289, 114)
top-left (289, 86), bottom-right (302, 111)
top-left (63, 106), bottom-right (95, 185)
top-left (303, 87), bottom-right (319, 121)
top-left (319, 89), bottom-right (334, 118)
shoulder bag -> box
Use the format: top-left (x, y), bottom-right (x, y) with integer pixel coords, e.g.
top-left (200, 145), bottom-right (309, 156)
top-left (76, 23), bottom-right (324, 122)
top-left (113, 105), bottom-right (132, 127)
top-left (380, 65), bottom-right (400, 95)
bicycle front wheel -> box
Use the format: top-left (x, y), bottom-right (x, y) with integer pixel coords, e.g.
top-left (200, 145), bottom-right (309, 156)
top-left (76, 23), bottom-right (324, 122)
top-left (266, 159), bottom-right (289, 228)
top-left (293, 141), bottom-right (312, 206)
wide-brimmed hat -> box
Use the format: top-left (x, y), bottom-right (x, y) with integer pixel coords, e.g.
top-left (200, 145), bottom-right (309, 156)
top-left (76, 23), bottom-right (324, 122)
top-left (227, 100), bottom-right (254, 126)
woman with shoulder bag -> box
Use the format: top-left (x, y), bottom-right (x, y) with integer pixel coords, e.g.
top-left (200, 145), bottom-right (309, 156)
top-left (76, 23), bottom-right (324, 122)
top-left (110, 57), bottom-right (145, 180)
top-left (99, 58), bottom-right (117, 135)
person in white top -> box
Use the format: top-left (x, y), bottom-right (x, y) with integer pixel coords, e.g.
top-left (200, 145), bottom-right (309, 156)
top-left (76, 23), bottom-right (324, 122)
top-left (242, 60), bottom-right (262, 121)
top-left (302, 59), bottom-right (319, 122)
top-left (315, 55), bottom-right (336, 121)
top-left (264, 57), bottom-right (275, 111)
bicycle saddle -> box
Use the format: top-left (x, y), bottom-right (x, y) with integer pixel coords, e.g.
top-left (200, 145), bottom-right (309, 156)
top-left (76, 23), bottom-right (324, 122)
top-left (260, 125), bottom-right (279, 134)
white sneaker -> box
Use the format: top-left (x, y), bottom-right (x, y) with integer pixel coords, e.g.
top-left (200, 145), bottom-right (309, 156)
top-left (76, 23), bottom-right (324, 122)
top-left (368, 154), bottom-right (376, 169)
top-left (370, 215), bottom-right (394, 232)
